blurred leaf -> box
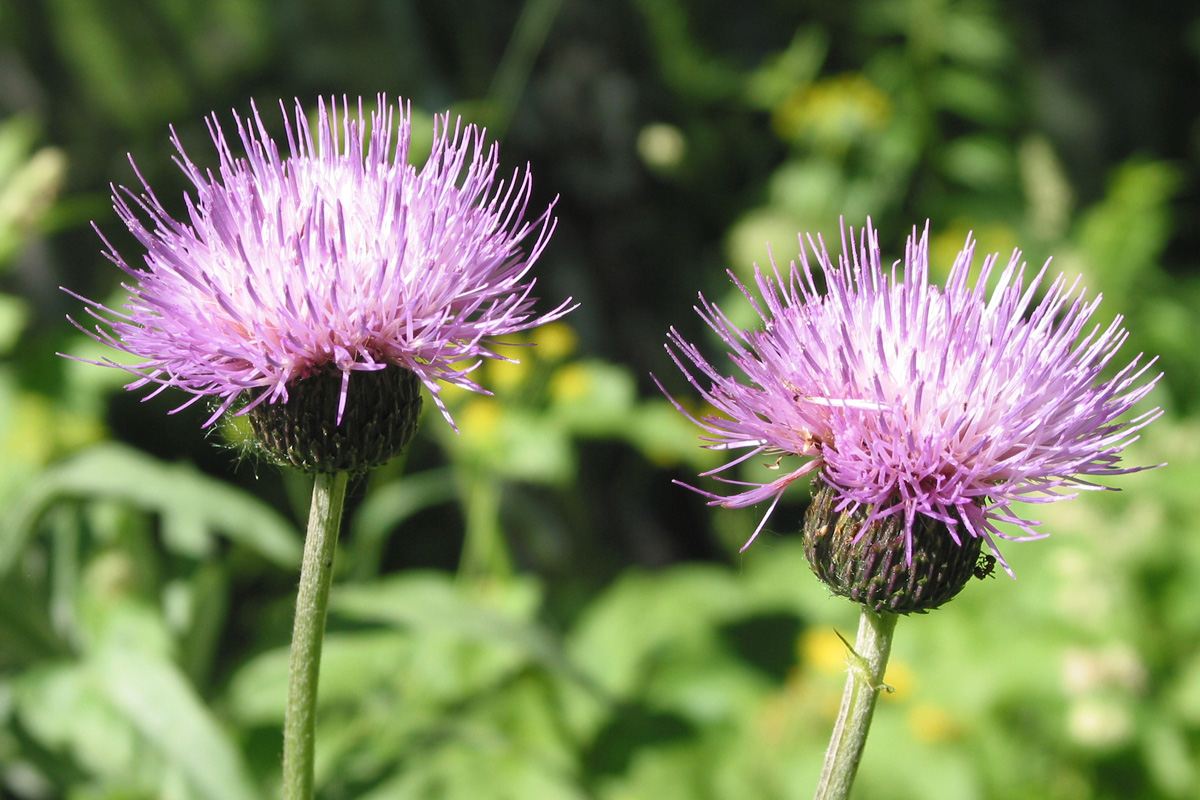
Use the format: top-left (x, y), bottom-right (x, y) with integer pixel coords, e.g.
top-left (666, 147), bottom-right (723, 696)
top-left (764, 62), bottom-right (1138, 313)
top-left (0, 293), bottom-right (29, 355)
top-left (567, 564), bottom-right (774, 722)
top-left (350, 470), bottom-right (458, 551)
top-left (322, 671), bottom-right (585, 799)
top-left (94, 642), bottom-right (260, 800)
top-left (226, 631), bottom-right (411, 725)
top-left (745, 27), bottom-right (828, 109)
top-left (443, 399), bottom-right (576, 486)
top-left (725, 206), bottom-right (809, 282)
top-left (939, 135), bottom-right (1013, 191)
top-left (180, 0), bottom-right (270, 85)
top-left (930, 67), bottom-right (1013, 126)
top-left (624, 400), bottom-right (722, 471)
top-left (631, 0), bottom-right (742, 100)
top-left (547, 360), bottom-right (637, 436)
top-left (174, 562), bottom-right (230, 687)
top-left (0, 117), bottom-right (66, 266)
top-left (1075, 159), bottom-right (1180, 301)
top-left (1169, 648), bottom-right (1200, 726)
top-left (46, 0), bottom-right (188, 128)
top-left (43, 0), bottom-right (266, 131)
top-left (227, 576), bottom-right (604, 799)
top-left (0, 575), bottom-right (69, 669)
top-left (13, 661), bottom-right (153, 792)
top-left (772, 161), bottom-right (855, 228)
top-left (1139, 714), bottom-right (1195, 797)
top-left (359, 729), bottom-right (590, 800)
top-left (940, 12), bottom-right (1013, 68)
top-left (0, 369), bottom-right (106, 528)
top-left (0, 443), bottom-right (300, 577)
top-left (329, 573), bottom-right (594, 693)
top-left (484, 0), bottom-right (565, 137)
top-left (772, 74), bottom-right (891, 150)
top-left (854, 711), bottom-right (982, 800)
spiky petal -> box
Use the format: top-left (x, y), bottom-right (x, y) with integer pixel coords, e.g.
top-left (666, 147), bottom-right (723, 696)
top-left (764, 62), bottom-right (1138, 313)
top-left (66, 96), bottom-right (573, 429)
top-left (664, 221), bottom-right (1161, 569)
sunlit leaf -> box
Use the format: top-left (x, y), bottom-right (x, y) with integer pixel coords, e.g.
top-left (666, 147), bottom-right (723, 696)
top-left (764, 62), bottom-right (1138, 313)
top-left (0, 443), bottom-right (300, 576)
top-left (94, 643), bottom-right (260, 800)
top-left (329, 573), bottom-right (591, 691)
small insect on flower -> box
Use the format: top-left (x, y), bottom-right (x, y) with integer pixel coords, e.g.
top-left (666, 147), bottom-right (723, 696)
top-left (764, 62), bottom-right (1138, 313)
top-left (661, 220), bottom-right (1161, 613)
top-left (62, 96), bottom-right (574, 472)
top-left (973, 554), bottom-right (997, 580)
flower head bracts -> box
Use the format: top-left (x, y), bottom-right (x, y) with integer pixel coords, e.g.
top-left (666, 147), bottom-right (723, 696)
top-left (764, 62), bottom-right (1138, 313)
top-left (67, 96), bottom-right (573, 427)
top-left (664, 221), bottom-right (1161, 569)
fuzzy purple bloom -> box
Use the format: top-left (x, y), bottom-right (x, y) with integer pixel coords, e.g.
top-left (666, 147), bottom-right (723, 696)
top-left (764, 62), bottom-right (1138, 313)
top-left (66, 96), bottom-right (573, 427)
top-left (664, 221), bottom-right (1161, 569)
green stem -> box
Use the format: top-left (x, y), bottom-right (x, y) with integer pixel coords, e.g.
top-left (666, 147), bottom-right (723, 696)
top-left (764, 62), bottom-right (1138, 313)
top-left (456, 471), bottom-right (512, 581)
top-left (282, 471), bottom-right (349, 800)
top-left (813, 608), bottom-right (899, 800)
top-left (487, 0), bottom-right (564, 136)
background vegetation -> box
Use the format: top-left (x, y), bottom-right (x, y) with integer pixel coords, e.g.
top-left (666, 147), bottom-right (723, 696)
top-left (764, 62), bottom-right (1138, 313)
top-left (2, 0), bottom-right (1199, 798)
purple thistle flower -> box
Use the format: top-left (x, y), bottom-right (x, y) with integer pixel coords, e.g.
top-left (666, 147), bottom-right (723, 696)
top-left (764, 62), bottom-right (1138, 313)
top-left (66, 96), bottom-right (573, 429)
top-left (664, 221), bottom-right (1161, 571)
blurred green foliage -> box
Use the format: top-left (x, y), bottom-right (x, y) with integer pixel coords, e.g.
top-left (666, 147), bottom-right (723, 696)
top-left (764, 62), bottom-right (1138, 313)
top-left (2, 0), bottom-right (1199, 798)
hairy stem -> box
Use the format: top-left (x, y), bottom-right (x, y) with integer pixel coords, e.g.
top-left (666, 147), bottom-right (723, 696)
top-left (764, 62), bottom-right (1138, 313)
top-left (813, 608), bottom-right (899, 800)
top-left (282, 471), bottom-right (349, 800)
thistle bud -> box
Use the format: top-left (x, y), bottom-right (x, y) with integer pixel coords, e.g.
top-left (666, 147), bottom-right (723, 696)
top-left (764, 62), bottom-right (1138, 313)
top-left (247, 364), bottom-right (423, 474)
top-left (802, 477), bottom-right (987, 614)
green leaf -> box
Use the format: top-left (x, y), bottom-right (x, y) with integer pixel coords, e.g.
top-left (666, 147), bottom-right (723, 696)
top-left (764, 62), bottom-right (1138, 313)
top-left (1075, 159), bottom-right (1180, 301)
top-left (567, 564), bottom-right (775, 723)
top-left (357, 717), bottom-right (591, 800)
top-left (548, 360), bottom-right (637, 437)
top-left (439, 405), bottom-right (576, 486)
top-left (94, 643), bottom-right (261, 800)
top-left (744, 27), bottom-right (828, 109)
top-left (1139, 713), bottom-right (1195, 797)
top-left (12, 661), bottom-right (150, 790)
top-left (0, 576), bottom-right (70, 669)
top-left (0, 117), bottom-right (66, 266)
top-left (330, 573), bottom-right (590, 690)
top-left (623, 399), bottom-right (722, 471)
top-left (940, 135), bottom-right (1013, 191)
top-left (931, 67), bottom-right (1014, 125)
top-left (174, 562), bottom-right (230, 687)
top-left (0, 293), bottom-right (28, 354)
top-left (225, 631), bottom-right (412, 725)
top-left (0, 443), bottom-right (301, 576)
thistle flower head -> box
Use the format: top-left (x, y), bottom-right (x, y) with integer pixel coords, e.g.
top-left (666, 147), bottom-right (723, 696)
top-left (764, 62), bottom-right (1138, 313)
top-left (65, 96), bottom-right (573, 470)
top-left (664, 221), bottom-right (1161, 584)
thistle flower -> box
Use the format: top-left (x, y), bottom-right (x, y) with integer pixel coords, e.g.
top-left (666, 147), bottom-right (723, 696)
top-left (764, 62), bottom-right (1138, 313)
top-left (65, 96), bottom-right (573, 471)
top-left (664, 221), bottom-right (1160, 611)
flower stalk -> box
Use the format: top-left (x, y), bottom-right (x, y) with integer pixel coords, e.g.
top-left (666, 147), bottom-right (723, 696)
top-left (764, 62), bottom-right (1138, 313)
top-left (661, 220), bottom-right (1161, 800)
top-left (282, 470), bottom-right (349, 800)
top-left (814, 608), bottom-right (898, 800)
top-left (63, 95), bottom-right (571, 799)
